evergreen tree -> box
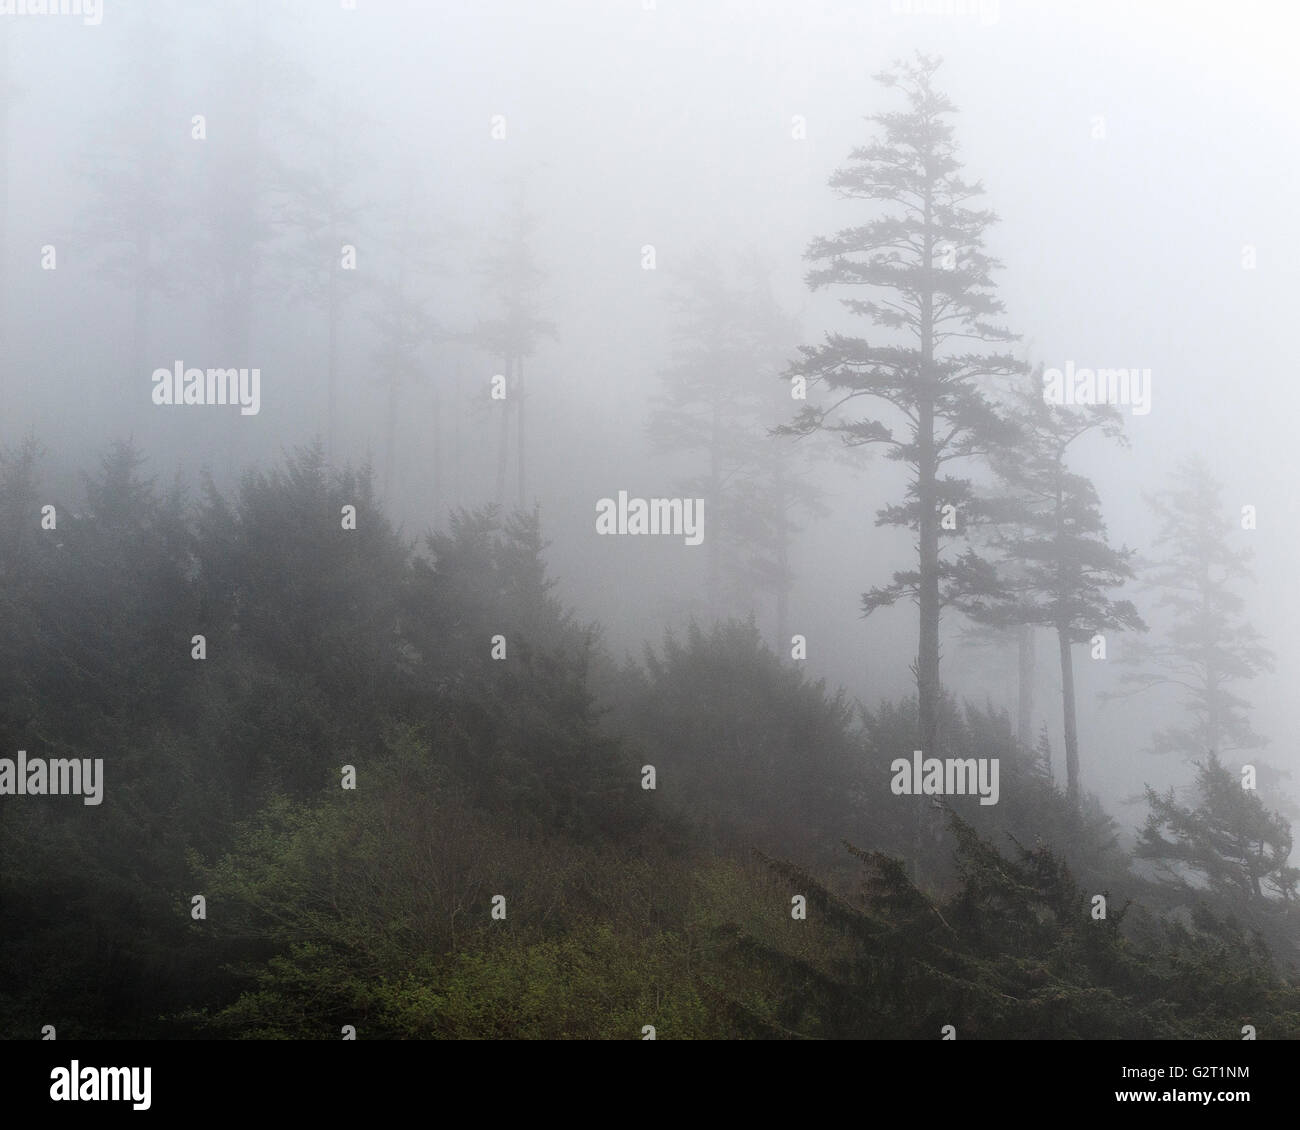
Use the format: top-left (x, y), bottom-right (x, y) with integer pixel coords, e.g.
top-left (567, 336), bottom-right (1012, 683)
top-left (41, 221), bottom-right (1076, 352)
top-left (0, 22), bottom-right (13, 420)
top-left (744, 817), bottom-right (1156, 1038)
top-left (964, 364), bottom-right (1145, 808)
top-left (650, 252), bottom-right (825, 640)
top-left (272, 87), bottom-right (369, 462)
top-left (73, 6), bottom-right (190, 413)
top-left (186, 1), bottom-right (311, 474)
top-left (1138, 754), bottom-right (1299, 958)
top-left (468, 186), bottom-right (555, 508)
top-left (1032, 722), bottom-right (1054, 785)
top-left (783, 53), bottom-right (1020, 759)
top-left (615, 618), bottom-right (862, 864)
top-left (0, 437), bottom-right (48, 753)
top-left (1117, 457), bottom-right (1276, 754)
top-left (954, 619), bottom-right (1038, 751)
top-left (366, 164), bottom-right (443, 506)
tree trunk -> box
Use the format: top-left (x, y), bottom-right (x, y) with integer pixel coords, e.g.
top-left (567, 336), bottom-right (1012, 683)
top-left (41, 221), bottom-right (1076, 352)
top-left (706, 391), bottom-right (722, 613)
top-left (383, 361), bottom-right (398, 503)
top-left (911, 795), bottom-right (926, 887)
top-left (916, 186), bottom-right (941, 763)
top-left (133, 230), bottom-right (152, 446)
top-left (774, 465), bottom-right (790, 652)
top-left (495, 355), bottom-right (511, 507)
top-left (917, 435), bottom-right (941, 763)
top-left (0, 31), bottom-right (8, 426)
top-left (1017, 624), bottom-right (1035, 750)
top-left (516, 356), bottom-right (525, 506)
top-left (327, 224), bottom-right (339, 462)
top-left (452, 361), bottom-right (462, 512)
top-left (431, 381), bottom-right (442, 527)
top-left (1058, 623), bottom-right (1080, 809)
top-left (1205, 625), bottom-right (1220, 757)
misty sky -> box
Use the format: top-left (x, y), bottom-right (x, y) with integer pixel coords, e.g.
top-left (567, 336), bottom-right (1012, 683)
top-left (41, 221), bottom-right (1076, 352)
top-left (3, 0), bottom-right (1297, 827)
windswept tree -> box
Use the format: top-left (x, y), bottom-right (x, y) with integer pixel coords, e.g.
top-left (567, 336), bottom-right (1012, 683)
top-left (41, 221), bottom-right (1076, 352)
top-left (1139, 754), bottom-right (1299, 957)
top-left (964, 365), bottom-right (1145, 808)
top-left (784, 53), bottom-right (1020, 758)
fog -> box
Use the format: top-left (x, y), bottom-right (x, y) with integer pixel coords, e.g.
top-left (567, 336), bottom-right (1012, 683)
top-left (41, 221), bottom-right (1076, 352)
top-left (1, 0), bottom-right (1298, 1050)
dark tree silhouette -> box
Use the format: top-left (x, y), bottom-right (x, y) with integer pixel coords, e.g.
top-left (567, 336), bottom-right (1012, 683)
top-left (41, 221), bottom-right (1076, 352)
top-left (964, 364), bottom-right (1145, 808)
top-left (784, 53), bottom-right (1020, 758)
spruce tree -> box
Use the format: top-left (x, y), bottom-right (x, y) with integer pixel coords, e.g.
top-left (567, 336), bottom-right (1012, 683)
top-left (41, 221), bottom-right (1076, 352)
top-left (367, 166), bottom-right (443, 506)
top-left (1138, 754), bottom-right (1299, 958)
top-left (1119, 457), bottom-right (1275, 758)
top-left (1113, 458), bottom-right (1289, 817)
top-left (650, 251), bottom-right (824, 640)
top-left (784, 53), bottom-right (1020, 758)
top-left (469, 187), bottom-right (555, 508)
top-left (964, 364), bottom-right (1145, 808)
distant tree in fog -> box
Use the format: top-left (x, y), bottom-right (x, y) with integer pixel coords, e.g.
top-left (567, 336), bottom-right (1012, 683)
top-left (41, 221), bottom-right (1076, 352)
top-left (74, 7), bottom-right (190, 405)
top-left (271, 87), bottom-right (370, 461)
top-left (467, 187), bottom-right (555, 509)
top-left (1113, 458), bottom-right (1289, 817)
top-left (365, 164), bottom-right (442, 507)
top-left (650, 251), bottom-right (824, 643)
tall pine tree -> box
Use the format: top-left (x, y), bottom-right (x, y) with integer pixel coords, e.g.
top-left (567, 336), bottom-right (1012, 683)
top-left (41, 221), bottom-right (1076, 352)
top-left (965, 365), bottom-right (1145, 808)
top-left (784, 53), bottom-right (1020, 758)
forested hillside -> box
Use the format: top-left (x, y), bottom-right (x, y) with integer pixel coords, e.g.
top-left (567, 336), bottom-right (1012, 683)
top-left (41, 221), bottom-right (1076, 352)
top-left (0, 439), bottom-right (1295, 1040)
top-left (0, 5), bottom-right (1295, 1050)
